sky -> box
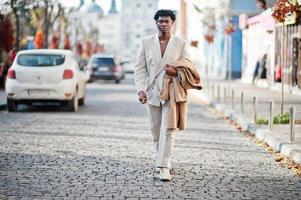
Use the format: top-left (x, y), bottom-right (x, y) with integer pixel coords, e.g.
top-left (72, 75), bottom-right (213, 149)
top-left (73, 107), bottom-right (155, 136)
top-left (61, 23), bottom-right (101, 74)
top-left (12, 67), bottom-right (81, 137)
top-left (59, 0), bottom-right (180, 13)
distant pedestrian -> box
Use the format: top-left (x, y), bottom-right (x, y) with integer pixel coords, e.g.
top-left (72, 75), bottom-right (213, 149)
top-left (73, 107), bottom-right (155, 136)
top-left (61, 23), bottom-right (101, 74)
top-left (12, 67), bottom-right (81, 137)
top-left (252, 53), bottom-right (267, 84)
top-left (134, 9), bottom-right (201, 181)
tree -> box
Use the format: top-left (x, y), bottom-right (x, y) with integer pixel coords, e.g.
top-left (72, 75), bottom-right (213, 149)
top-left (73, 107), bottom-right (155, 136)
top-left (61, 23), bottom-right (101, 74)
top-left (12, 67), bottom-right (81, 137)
top-left (42, 0), bottom-right (63, 48)
top-left (272, 0), bottom-right (301, 23)
top-left (0, 14), bottom-right (4, 63)
top-left (27, 0), bottom-right (63, 48)
top-left (10, 0), bottom-right (22, 48)
top-left (50, 32), bottom-right (59, 48)
top-left (9, 0), bottom-right (35, 48)
top-left (76, 42), bottom-right (83, 57)
top-left (0, 0), bottom-right (35, 48)
top-left (0, 15), bottom-right (14, 52)
top-left (63, 34), bottom-right (71, 49)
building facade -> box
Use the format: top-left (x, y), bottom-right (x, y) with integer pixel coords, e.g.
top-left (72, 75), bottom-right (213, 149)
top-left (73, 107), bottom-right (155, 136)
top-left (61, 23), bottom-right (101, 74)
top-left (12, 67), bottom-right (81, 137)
top-left (67, 0), bottom-right (121, 56)
top-left (240, 8), bottom-right (276, 85)
top-left (97, 0), bottom-right (121, 54)
top-left (121, 0), bottom-right (159, 61)
top-left (182, 0), bottom-right (258, 79)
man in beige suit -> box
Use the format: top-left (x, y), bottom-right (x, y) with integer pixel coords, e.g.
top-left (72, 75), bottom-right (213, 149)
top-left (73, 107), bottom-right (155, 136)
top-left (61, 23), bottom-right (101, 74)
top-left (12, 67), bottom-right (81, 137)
top-left (134, 10), bottom-right (191, 181)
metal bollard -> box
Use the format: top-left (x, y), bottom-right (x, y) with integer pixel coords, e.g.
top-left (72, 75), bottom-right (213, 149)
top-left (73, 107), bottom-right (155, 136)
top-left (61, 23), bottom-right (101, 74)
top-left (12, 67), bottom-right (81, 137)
top-left (231, 89), bottom-right (235, 109)
top-left (212, 84), bottom-right (215, 99)
top-left (269, 101), bottom-right (274, 131)
top-left (290, 107), bottom-right (295, 143)
top-left (217, 85), bottom-right (220, 101)
top-left (206, 81), bottom-right (210, 95)
top-left (208, 81), bottom-right (211, 96)
top-left (227, 81), bottom-right (231, 99)
top-left (240, 92), bottom-right (244, 114)
top-left (253, 97), bottom-right (257, 123)
top-left (224, 87), bottom-right (227, 102)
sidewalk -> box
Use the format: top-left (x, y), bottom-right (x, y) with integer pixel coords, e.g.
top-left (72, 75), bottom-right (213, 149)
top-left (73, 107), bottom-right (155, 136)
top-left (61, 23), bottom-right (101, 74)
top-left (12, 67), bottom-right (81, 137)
top-left (0, 89), bottom-right (6, 110)
top-left (191, 79), bottom-right (301, 164)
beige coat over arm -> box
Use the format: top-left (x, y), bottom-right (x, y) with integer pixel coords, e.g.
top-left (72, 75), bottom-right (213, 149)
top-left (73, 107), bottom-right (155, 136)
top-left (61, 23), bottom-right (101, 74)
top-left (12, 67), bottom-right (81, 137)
top-left (160, 59), bottom-right (202, 130)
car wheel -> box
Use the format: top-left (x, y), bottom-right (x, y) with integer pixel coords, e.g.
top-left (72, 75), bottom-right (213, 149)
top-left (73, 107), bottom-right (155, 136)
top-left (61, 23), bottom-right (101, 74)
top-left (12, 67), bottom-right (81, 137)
top-left (115, 79), bottom-right (120, 84)
top-left (7, 98), bottom-right (17, 112)
top-left (79, 97), bottom-right (85, 106)
top-left (67, 92), bottom-right (78, 112)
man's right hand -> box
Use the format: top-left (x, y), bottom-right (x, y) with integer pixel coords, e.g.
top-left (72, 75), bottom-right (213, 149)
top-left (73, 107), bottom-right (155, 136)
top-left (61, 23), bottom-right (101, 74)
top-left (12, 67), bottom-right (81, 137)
top-left (138, 91), bottom-right (147, 104)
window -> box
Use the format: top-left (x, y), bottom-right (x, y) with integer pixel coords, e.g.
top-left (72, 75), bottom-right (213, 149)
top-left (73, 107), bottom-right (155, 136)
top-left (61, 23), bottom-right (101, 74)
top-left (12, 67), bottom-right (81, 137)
top-left (92, 57), bottom-right (115, 67)
top-left (17, 54), bottom-right (65, 67)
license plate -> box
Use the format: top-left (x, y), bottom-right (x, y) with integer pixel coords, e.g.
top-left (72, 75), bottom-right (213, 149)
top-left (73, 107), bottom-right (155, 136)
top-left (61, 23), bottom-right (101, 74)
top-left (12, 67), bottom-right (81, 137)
top-left (27, 89), bottom-right (50, 96)
top-left (98, 67), bottom-right (109, 72)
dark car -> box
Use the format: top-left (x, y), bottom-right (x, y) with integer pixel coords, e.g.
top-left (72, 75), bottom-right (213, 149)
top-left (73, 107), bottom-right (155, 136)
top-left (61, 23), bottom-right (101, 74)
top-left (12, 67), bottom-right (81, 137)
top-left (87, 54), bottom-right (125, 84)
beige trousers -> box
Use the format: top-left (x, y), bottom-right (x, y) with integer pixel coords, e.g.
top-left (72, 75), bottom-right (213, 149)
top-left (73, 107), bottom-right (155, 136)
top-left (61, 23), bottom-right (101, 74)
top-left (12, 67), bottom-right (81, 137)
top-left (146, 102), bottom-right (176, 168)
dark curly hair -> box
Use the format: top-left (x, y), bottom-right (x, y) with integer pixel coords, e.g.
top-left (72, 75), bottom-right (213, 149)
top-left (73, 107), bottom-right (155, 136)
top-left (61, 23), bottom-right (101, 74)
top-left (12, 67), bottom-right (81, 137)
top-left (154, 9), bottom-right (176, 22)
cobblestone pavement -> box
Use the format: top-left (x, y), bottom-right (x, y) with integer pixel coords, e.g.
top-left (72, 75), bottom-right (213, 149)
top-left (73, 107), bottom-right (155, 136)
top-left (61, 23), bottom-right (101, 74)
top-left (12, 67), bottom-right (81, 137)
top-left (0, 76), bottom-right (300, 200)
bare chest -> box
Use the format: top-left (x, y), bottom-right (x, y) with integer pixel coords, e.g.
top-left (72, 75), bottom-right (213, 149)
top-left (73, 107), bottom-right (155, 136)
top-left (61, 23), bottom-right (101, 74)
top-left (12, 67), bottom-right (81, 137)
top-left (160, 43), bottom-right (168, 57)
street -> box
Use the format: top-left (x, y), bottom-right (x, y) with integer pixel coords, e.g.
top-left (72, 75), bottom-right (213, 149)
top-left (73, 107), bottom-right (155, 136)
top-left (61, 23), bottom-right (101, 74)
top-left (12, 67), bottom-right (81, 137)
top-left (0, 75), bottom-right (301, 200)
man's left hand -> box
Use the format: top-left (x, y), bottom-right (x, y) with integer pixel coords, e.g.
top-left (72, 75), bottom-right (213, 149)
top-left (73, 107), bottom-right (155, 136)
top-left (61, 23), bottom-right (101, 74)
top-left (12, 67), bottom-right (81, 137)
top-left (164, 64), bottom-right (177, 76)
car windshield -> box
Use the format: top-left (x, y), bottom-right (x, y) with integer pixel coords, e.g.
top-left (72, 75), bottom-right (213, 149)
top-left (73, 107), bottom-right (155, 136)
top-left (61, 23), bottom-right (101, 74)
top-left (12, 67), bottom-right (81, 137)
top-left (17, 54), bottom-right (65, 66)
top-left (92, 57), bottom-right (115, 67)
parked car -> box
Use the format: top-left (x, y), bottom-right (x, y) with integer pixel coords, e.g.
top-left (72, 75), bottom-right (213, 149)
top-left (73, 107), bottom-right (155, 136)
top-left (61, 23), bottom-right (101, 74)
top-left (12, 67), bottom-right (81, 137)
top-left (120, 57), bottom-right (134, 74)
top-left (122, 61), bottom-right (135, 74)
top-left (87, 54), bottom-right (125, 84)
top-left (5, 49), bottom-right (89, 112)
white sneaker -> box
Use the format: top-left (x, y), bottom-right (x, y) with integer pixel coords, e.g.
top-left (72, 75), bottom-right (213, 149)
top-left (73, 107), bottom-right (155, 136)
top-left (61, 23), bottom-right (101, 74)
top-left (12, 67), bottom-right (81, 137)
top-left (159, 168), bottom-right (171, 181)
top-left (156, 166), bottom-right (172, 173)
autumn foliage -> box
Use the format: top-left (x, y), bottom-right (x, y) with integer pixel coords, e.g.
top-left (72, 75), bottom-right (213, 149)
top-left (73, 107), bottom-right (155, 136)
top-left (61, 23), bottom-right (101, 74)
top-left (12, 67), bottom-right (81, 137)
top-left (0, 16), bottom-right (14, 52)
top-left (50, 33), bottom-right (59, 49)
top-left (34, 29), bottom-right (46, 49)
top-left (224, 25), bottom-right (235, 35)
top-left (75, 42), bottom-right (82, 56)
top-left (63, 34), bottom-right (71, 49)
top-left (272, 0), bottom-right (301, 23)
top-left (204, 33), bottom-right (214, 44)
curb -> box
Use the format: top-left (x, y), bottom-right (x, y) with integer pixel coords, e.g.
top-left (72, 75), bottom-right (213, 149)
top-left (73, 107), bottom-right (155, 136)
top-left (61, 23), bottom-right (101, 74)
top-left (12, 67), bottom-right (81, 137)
top-left (192, 91), bottom-right (301, 164)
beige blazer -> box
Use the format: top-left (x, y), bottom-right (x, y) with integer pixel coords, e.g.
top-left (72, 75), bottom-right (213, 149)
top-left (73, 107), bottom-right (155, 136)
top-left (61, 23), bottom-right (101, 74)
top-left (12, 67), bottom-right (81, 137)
top-left (134, 34), bottom-right (191, 107)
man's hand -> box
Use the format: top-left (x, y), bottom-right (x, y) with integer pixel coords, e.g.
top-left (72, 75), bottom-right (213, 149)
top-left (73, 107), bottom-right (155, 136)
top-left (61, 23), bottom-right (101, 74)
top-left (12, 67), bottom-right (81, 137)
top-left (138, 90), bottom-right (147, 104)
top-left (164, 64), bottom-right (177, 76)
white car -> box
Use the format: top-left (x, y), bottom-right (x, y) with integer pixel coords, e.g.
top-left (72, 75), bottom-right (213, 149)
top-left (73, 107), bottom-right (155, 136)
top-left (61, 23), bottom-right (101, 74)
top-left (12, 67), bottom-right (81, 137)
top-left (5, 49), bottom-right (89, 112)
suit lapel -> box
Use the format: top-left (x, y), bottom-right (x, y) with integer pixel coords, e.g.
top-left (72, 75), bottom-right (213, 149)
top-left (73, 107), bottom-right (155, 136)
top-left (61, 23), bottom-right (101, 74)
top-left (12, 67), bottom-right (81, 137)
top-left (152, 34), bottom-right (162, 69)
top-left (146, 34), bottom-right (176, 91)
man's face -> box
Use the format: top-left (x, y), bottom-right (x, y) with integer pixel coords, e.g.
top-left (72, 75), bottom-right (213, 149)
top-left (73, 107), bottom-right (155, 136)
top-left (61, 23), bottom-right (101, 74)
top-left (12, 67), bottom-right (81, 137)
top-left (156, 16), bottom-right (173, 34)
